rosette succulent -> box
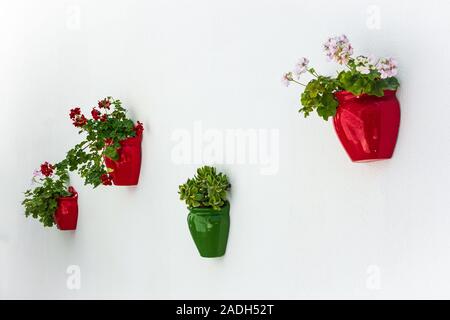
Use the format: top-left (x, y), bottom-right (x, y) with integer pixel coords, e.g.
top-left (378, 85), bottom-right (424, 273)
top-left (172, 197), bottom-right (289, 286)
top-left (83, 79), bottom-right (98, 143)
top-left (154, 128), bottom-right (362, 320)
top-left (178, 166), bottom-right (231, 211)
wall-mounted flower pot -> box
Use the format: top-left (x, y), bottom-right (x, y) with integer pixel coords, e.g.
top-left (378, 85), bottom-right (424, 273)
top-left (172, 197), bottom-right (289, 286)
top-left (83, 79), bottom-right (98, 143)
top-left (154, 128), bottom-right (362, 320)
top-left (187, 202), bottom-right (230, 258)
top-left (54, 187), bottom-right (78, 231)
top-left (104, 131), bottom-right (143, 186)
top-left (333, 89), bottom-right (400, 162)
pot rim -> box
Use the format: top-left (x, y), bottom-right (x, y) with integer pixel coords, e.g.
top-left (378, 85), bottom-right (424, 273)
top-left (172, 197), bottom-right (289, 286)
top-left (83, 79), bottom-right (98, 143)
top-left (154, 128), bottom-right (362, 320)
top-left (58, 186), bottom-right (78, 201)
top-left (119, 130), bottom-right (143, 146)
top-left (334, 89), bottom-right (397, 100)
top-left (104, 130), bottom-right (143, 147)
top-left (188, 201), bottom-right (230, 214)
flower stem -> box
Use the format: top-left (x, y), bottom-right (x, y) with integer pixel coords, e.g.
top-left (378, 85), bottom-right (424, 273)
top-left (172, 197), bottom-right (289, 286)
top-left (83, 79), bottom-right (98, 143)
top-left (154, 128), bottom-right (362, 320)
top-left (290, 79), bottom-right (306, 87)
top-left (308, 69), bottom-right (319, 78)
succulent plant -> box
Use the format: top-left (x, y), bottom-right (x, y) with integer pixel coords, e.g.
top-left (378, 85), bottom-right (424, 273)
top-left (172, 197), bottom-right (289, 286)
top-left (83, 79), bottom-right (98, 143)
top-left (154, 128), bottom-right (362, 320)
top-left (179, 166), bottom-right (231, 211)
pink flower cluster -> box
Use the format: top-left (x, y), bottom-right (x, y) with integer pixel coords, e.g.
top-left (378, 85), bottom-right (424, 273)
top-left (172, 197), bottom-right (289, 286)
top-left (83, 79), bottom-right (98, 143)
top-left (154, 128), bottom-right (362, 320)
top-left (324, 35), bottom-right (398, 78)
top-left (354, 55), bottom-right (376, 74)
top-left (323, 35), bottom-right (353, 65)
top-left (281, 57), bottom-right (309, 87)
top-left (376, 57), bottom-right (398, 79)
top-left (294, 57), bottom-right (309, 78)
top-left (281, 72), bottom-right (293, 87)
top-left (282, 35), bottom-right (399, 87)
top-left (353, 55), bottom-right (398, 78)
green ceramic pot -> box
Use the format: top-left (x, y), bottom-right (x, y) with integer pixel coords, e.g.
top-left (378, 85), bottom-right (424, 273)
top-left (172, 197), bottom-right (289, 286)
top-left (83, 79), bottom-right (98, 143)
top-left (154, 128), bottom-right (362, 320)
top-left (187, 202), bottom-right (230, 258)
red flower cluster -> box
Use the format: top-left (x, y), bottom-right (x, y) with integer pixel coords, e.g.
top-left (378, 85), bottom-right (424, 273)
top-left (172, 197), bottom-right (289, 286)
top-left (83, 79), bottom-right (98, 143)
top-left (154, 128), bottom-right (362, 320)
top-left (70, 107), bottom-right (87, 127)
top-left (68, 186), bottom-right (76, 195)
top-left (134, 121), bottom-right (144, 136)
top-left (91, 108), bottom-right (101, 120)
top-left (40, 162), bottom-right (54, 177)
top-left (69, 107), bottom-right (81, 119)
top-left (91, 108), bottom-right (108, 122)
top-left (73, 115), bottom-right (87, 127)
top-left (98, 98), bottom-right (111, 109)
top-left (101, 173), bottom-right (113, 186)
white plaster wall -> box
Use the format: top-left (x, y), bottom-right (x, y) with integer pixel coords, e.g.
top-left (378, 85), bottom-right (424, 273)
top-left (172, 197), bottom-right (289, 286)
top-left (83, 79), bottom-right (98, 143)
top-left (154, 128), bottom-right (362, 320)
top-left (0, 0), bottom-right (449, 299)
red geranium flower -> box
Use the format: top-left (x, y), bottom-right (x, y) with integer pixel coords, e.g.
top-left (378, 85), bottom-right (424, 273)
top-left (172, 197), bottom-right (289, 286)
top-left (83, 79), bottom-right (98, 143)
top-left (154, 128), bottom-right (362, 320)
top-left (40, 162), bottom-right (54, 177)
top-left (69, 107), bottom-right (81, 120)
top-left (100, 114), bottom-right (108, 122)
top-left (134, 121), bottom-right (144, 136)
top-left (91, 108), bottom-right (101, 120)
top-left (73, 114), bottom-right (87, 127)
top-left (105, 138), bottom-right (113, 145)
top-left (101, 173), bottom-right (112, 186)
top-left (98, 98), bottom-right (111, 109)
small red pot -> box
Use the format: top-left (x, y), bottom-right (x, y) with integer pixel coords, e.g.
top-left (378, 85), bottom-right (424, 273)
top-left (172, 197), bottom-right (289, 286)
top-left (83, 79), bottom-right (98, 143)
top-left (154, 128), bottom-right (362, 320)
top-left (54, 186), bottom-right (78, 230)
top-left (104, 131), bottom-right (143, 186)
top-left (333, 90), bottom-right (401, 162)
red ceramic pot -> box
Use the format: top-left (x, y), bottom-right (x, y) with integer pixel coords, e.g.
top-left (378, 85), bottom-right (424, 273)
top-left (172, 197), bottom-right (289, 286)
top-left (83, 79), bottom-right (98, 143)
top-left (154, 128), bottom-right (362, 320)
top-left (333, 90), bottom-right (400, 162)
top-left (54, 187), bottom-right (78, 230)
top-left (104, 131), bottom-right (143, 186)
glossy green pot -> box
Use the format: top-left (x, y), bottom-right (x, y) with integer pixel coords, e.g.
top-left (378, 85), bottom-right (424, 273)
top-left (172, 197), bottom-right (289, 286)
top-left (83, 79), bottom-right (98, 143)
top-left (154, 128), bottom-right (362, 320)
top-left (187, 202), bottom-right (230, 258)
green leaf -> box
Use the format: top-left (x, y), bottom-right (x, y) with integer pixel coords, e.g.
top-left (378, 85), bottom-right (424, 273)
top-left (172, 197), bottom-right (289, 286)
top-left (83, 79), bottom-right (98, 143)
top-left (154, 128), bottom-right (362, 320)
top-left (104, 146), bottom-right (119, 161)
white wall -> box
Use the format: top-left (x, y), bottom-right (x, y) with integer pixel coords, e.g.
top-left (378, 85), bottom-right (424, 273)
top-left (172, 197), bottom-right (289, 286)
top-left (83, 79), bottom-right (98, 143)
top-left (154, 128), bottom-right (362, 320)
top-left (0, 0), bottom-right (449, 299)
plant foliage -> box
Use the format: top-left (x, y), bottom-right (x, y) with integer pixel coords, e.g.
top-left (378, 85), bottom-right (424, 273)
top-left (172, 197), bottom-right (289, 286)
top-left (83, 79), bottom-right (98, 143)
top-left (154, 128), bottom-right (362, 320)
top-left (65, 97), bottom-right (143, 187)
top-left (284, 35), bottom-right (400, 120)
top-left (179, 166), bottom-right (231, 211)
top-left (22, 164), bottom-right (71, 227)
top-left (22, 97), bottom-right (142, 227)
